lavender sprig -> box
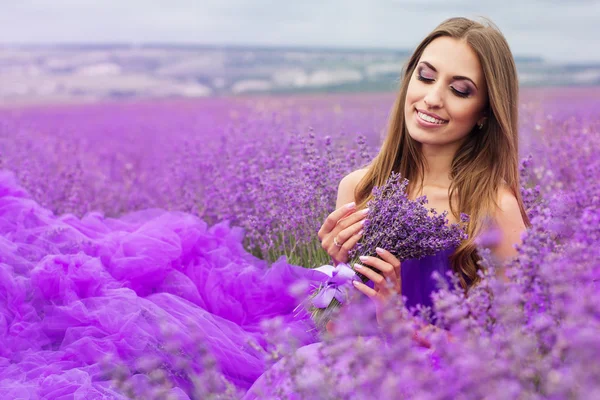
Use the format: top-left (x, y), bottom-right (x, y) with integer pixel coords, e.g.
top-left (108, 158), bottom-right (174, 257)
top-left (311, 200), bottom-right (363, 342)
top-left (309, 172), bottom-right (468, 330)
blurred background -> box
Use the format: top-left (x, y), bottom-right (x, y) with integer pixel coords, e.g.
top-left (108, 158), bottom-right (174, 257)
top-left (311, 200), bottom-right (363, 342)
top-left (1, 1), bottom-right (599, 105)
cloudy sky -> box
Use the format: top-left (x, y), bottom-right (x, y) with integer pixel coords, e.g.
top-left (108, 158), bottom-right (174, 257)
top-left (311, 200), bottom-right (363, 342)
top-left (1, 0), bottom-right (599, 63)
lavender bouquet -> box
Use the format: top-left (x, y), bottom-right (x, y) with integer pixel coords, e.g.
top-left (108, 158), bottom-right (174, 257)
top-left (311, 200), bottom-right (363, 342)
top-left (308, 172), bottom-right (468, 330)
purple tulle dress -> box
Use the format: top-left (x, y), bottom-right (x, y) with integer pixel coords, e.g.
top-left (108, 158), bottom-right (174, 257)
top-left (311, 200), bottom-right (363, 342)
top-left (0, 170), bottom-right (456, 399)
top-left (243, 250), bottom-right (457, 399)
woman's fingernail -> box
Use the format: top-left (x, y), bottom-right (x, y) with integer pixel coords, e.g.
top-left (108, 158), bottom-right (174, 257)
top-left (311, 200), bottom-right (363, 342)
top-left (353, 281), bottom-right (359, 287)
top-left (354, 263), bottom-right (363, 270)
top-left (361, 208), bottom-right (370, 214)
top-left (361, 219), bottom-right (368, 226)
top-left (345, 202), bottom-right (356, 209)
top-left (357, 229), bottom-right (364, 236)
top-left (359, 256), bottom-right (368, 262)
top-left (376, 247), bottom-right (384, 254)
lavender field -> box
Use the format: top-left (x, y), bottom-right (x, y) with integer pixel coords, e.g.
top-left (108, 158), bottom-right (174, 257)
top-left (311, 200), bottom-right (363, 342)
top-left (1, 86), bottom-right (600, 398)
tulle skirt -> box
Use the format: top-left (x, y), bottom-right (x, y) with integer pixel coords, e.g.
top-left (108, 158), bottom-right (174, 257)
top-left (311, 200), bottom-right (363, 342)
top-left (0, 170), bottom-right (330, 398)
top-left (0, 169), bottom-right (450, 399)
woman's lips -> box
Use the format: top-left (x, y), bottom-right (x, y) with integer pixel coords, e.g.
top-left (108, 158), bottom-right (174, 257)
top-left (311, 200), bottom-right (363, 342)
top-left (416, 108), bottom-right (447, 121)
top-left (415, 109), bottom-right (448, 128)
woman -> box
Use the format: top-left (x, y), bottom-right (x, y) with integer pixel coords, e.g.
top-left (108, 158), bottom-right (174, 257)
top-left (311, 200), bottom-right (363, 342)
top-left (243, 17), bottom-right (532, 398)
top-left (318, 16), bottom-right (529, 328)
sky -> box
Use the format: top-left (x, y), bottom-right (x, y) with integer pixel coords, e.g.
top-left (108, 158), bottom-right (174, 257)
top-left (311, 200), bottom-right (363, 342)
top-left (1, 0), bottom-right (599, 63)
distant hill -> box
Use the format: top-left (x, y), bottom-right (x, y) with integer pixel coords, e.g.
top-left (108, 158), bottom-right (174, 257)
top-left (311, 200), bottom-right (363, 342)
top-left (0, 44), bottom-right (598, 104)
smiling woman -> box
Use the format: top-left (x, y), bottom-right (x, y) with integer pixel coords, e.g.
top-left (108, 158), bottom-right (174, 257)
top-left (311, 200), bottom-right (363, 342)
top-left (242, 15), bottom-right (533, 398)
top-left (319, 15), bottom-right (529, 309)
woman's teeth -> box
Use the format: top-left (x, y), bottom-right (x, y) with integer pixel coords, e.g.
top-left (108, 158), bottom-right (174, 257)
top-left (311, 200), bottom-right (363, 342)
top-left (417, 111), bottom-right (447, 124)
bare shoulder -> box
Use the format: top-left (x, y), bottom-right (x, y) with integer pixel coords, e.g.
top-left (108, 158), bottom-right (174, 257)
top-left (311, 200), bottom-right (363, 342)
top-left (496, 185), bottom-right (522, 217)
top-left (339, 168), bottom-right (369, 190)
top-left (491, 184), bottom-right (527, 261)
top-left (336, 168), bottom-right (369, 209)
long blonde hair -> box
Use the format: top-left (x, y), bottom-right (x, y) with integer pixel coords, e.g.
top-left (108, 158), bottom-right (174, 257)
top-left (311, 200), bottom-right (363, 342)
top-left (355, 16), bottom-right (530, 290)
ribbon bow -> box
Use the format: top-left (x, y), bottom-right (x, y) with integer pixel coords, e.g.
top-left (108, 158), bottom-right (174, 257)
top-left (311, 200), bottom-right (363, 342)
top-left (311, 263), bottom-right (360, 309)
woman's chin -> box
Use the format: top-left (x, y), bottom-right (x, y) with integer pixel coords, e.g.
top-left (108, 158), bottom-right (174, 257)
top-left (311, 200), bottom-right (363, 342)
top-left (406, 126), bottom-right (442, 145)
top-left (407, 123), bottom-right (468, 148)
top-left (407, 131), bottom-right (461, 149)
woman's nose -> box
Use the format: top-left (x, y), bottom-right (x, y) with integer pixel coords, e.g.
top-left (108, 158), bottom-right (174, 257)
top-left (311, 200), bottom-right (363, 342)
top-left (423, 86), bottom-right (443, 108)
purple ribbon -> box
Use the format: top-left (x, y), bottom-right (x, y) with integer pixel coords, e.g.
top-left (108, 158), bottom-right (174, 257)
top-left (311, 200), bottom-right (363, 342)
top-left (312, 263), bottom-right (360, 309)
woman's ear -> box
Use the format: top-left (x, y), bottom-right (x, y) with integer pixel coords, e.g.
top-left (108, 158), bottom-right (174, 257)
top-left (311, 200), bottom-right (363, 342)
top-left (479, 106), bottom-right (490, 125)
top-left (477, 116), bottom-right (488, 126)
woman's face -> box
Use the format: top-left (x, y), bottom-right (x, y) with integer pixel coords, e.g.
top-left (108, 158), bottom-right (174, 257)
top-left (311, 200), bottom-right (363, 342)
top-left (404, 36), bottom-right (489, 148)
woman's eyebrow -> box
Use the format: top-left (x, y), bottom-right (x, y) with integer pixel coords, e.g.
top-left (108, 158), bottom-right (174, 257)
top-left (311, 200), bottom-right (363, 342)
top-left (419, 61), bottom-right (478, 90)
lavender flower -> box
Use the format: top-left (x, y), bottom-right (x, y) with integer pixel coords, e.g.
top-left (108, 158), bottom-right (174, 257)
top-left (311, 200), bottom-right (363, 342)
top-left (309, 172), bottom-right (468, 330)
top-left (3, 90), bottom-right (600, 398)
top-left (350, 172), bottom-right (468, 264)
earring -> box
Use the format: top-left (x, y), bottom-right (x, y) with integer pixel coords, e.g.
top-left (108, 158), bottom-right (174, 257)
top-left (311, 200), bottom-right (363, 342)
top-left (477, 122), bottom-right (484, 130)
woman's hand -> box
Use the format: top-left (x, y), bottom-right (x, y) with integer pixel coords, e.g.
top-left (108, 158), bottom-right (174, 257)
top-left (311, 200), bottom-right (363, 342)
top-left (351, 247), bottom-right (402, 325)
top-left (318, 202), bottom-right (369, 265)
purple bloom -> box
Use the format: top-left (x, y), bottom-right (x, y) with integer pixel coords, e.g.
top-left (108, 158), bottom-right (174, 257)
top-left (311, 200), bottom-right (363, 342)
top-left (310, 172), bottom-right (468, 329)
top-left (2, 90), bottom-right (600, 398)
top-left (350, 172), bottom-right (467, 266)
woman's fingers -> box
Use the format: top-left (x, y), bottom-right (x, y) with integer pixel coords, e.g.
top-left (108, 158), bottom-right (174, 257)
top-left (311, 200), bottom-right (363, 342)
top-left (318, 202), bottom-right (356, 240)
top-left (352, 280), bottom-right (378, 299)
top-left (320, 206), bottom-right (369, 263)
top-left (375, 248), bottom-right (401, 277)
top-left (353, 263), bottom-right (385, 286)
top-left (357, 255), bottom-right (395, 277)
top-left (318, 202), bottom-right (370, 265)
top-left (355, 254), bottom-right (402, 296)
top-left (335, 208), bottom-right (369, 233)
top-left (330, 208), bottom-right (368, 250)
top-left (352, 250), bottom-right (403, 326)
top-left (336, 218), bottom-right (366, 244)
top-left (338, 228), bottom-right (363, 255)
top-left (327, 228), bottom-right (363, 265)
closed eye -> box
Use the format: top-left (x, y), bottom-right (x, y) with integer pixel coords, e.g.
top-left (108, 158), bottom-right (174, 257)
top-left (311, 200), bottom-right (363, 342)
top-left (417, 74), bottom-right (470, 98)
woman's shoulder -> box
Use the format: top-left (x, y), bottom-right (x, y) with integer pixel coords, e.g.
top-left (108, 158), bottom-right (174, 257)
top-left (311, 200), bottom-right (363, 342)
top-left (488, 183), bottom-right (528, 268)
top-left (336, 167), bottom-right (370, 207)
top-left (339, 168), bottom-right (369, 188)
top-left (496, 184), bottom-right (520, 213)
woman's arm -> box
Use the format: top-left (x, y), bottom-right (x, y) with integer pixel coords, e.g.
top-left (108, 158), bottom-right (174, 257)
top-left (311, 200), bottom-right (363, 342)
top-left (325, 169), bottom-right (369, 335)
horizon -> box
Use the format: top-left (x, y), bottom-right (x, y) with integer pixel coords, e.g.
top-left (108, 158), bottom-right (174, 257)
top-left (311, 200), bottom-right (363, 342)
top-left (0, 42), bottom-right (554, 64)
top-left (1, 44), bottom-right (599, 104)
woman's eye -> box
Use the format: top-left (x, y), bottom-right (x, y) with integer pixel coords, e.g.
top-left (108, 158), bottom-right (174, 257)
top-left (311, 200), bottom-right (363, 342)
top-left (417, 72), bottom-right (471, 98)
top-left (452, 87), bottom-right (470, 98)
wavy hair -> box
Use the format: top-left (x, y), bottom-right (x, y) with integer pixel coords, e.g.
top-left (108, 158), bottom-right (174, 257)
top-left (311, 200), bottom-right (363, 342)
top-left (355, 16), bottom-right (530, 290)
